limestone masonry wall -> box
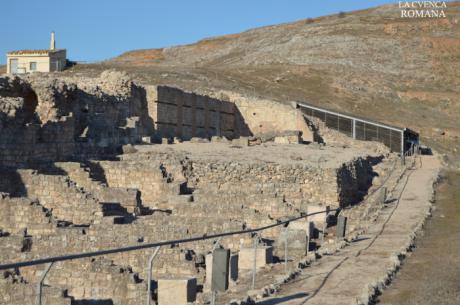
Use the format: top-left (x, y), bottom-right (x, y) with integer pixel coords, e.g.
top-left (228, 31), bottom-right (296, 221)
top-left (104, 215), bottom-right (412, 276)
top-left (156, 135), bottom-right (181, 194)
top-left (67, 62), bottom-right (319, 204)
top-left (0, 72), bottom-right (313, 166)
top-left (96, 158), bottom-right (187, 208)
top-left (146, 86), bottom-right (238, 140)
top-left (145, 85), bottom-right (313, 141)
top-left (186, 157), bottom-right (371, 209)
top-left (0, 195), bottom-right (55, 236)
top-left (0, 71), bottom-right (154, 166)
top-left (15, 169), bottom-right (103, 225)
top-left (0, 70), bottom-right (387, 305)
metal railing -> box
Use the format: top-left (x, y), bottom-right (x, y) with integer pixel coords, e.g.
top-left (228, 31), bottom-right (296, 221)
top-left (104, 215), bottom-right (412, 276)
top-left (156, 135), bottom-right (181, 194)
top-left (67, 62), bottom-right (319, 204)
top-left (0, 208), bottom-right (338, 305)
top-left (1, 155), bottom-right (413, 305)
top-left (296, 101), bottom-right (419, 164)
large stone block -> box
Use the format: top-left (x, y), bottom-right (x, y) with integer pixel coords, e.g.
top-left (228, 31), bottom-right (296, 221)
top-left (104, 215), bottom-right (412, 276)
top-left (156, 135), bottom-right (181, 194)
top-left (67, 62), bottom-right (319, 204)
top-left (231, 137), bottom-right (249, 147)
top-left (336, 215), bottom-right (348, 239)
top-left (158, 277), bottom-right (197, 305)
top-left (205, 251), bottom-right (238, 291)
top-left (211, 248), bottom-right (229, 292)
top-left (274, 131), bottom-right (301, 144)
top-left (238, 246), bottom-right (273, 270)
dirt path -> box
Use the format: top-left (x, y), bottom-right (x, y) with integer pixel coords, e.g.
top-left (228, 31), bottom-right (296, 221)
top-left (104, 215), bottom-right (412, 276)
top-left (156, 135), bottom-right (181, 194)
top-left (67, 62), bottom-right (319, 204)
top-left (255, 155), bottom-right (440, 305)
top-left (376, 169), bottom-right (460, 305)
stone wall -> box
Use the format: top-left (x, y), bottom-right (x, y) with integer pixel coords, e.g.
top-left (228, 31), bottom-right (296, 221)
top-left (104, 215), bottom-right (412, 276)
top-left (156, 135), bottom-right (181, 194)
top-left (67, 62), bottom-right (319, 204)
top-left (0, 71), bottom-right (154, 166)
top-left (96, 159), bottom-right (187, 208)
top-left (46, 258), bottom-right (145, 305)
top-left (220, 92), bottom-right (313, 142)
top-left (54, 162), bottom-right (141, 214)
top-left (145, 85), bottom-right (313, 141)
top-left (0, 72), bottom-right (314, 167)
top-left (0, 70), bottom-right (386, 305)
top-left (146, 86), bottom-right (239, 140)
top-left (13, 169), bottom-right (103, 225)
top-left (185, 157), bottom-right (371, 209)
top-left (0, 150), bottom-right (380, 305)
top-left (0, 194), bottom-right (55, 236)
top-left (0, 278), bottom-right (69, 305)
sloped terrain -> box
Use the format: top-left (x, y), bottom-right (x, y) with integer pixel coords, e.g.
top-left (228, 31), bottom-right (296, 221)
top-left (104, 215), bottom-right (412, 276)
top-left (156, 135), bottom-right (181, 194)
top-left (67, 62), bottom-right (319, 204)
top-left (68, 2), bottom-right (460, 164)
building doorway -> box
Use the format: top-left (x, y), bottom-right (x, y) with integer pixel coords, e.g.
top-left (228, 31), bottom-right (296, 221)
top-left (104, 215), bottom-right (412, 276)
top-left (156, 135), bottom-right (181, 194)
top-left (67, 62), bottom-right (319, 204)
top-left (10, 58), bottom-right (18, 73)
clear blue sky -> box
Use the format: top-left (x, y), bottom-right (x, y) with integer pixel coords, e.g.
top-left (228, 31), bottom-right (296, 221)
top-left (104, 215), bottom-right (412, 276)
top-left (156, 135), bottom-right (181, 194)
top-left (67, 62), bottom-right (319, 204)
top-left (1, 0), bottom-right (396, 64)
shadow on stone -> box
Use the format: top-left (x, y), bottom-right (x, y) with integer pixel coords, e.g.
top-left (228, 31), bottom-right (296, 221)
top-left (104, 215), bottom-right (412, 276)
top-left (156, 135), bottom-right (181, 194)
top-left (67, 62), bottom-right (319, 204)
top-left (257, 292), bottom-right (309, 304)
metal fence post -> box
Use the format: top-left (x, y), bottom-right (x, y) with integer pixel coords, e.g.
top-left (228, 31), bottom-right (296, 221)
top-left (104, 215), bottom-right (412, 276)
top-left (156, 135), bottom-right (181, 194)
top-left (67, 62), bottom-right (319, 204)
top-left (401, 130), bottom-right (405, 165)
top-left (211, 290), bottom-right (217, 305)
top-left (306, 221), bottom-right (314, 256)
top-left (284, 226), bottom-right (289, 275)
top-left (147, 246), bottom-right (161, 305)
top-left (212, 237), bottom-right (222, 251)
top-left (321, 219), bottom-right (326, 245)
top-left (352, 119), bottom-right (356, 139)
top-left (36, 262), bottom-right (53, 305)
top-left (251, 235), bottom-right (258, 290)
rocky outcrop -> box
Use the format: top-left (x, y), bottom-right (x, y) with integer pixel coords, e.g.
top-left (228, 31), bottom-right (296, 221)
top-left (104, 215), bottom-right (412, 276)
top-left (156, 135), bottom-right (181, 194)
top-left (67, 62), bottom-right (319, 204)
top-left (0, 71), bottom-right (154, 166)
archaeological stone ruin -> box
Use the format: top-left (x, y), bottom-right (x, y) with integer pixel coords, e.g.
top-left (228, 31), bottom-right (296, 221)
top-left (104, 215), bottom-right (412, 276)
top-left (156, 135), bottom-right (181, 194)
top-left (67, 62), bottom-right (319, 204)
top-left (0, 71), bottom-right (402, 305)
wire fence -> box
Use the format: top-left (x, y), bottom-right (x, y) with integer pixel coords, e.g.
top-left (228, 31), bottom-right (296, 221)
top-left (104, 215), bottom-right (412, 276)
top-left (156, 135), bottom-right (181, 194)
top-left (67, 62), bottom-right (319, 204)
top-left (297, 102), bottom-right (407, 154)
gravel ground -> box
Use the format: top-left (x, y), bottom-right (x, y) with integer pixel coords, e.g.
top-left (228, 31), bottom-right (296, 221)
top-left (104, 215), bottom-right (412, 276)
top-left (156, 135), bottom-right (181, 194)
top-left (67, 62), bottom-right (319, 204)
top-left (244, 155), bottom-right (440, 305)
top-left (376, 170), bottom-right (460, 305)
top-left (131, 141), bottom-right (381, 168)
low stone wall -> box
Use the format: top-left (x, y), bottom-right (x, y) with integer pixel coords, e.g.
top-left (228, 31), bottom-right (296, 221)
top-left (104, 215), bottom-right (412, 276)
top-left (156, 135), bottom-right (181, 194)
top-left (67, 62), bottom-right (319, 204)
top-left (0, 195), bottom-right (55, 236)
top-left (0, 152), bottom-right (380, 305)
top-left (96, 159), bottom-right (186, 208)
top-left (46, 258), bottom-right (145, 305)
top-left (186, 157), bottom-right (372, 209)
top-left (54, 162), bottom-right (141, 213)
top-left (0, 278), bottom-right (69, 305)
top-left (14, 169), bottom-right (103, 225)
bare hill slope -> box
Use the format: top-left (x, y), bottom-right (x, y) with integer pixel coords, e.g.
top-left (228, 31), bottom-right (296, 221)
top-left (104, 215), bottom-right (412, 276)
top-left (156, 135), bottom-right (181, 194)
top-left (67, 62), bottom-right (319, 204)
top-left (73, 3), bottom-right (460, 162)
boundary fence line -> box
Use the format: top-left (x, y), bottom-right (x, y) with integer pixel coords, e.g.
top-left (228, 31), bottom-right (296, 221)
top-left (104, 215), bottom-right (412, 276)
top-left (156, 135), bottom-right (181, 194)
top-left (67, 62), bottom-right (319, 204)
top-left (296, 101), bottom-right (420, 164)
top-left (1, 208), bottom-right (338, 305)
top-left (0, 209), bottom-right (336, 271)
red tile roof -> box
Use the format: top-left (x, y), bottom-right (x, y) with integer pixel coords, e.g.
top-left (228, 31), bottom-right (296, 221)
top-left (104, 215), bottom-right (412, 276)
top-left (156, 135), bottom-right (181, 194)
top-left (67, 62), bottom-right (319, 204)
top-left (7, 49), bottom-right (65, 55)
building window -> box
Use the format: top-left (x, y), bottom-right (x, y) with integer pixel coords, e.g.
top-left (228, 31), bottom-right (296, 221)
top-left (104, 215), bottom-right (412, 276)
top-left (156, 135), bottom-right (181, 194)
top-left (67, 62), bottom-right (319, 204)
top-left (30, 62), bottom-right (37, 71)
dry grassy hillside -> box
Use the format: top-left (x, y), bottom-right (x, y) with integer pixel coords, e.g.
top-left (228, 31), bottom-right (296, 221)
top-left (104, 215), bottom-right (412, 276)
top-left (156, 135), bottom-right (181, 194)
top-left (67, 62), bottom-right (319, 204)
top-left (69, 3), bottom-right (460, 164)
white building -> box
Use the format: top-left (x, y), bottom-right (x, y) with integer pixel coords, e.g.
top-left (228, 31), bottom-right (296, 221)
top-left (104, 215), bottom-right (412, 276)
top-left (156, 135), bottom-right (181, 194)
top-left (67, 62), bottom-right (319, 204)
top-left (6, 32), bottom-right (67, 74)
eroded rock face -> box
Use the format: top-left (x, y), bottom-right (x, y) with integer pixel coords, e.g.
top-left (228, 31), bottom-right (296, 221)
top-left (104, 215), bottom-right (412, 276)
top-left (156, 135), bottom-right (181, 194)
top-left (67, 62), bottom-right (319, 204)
top-left (0, 97), bottom-right (27, 122)
top-left (0, 71), bottom-right (154, 166)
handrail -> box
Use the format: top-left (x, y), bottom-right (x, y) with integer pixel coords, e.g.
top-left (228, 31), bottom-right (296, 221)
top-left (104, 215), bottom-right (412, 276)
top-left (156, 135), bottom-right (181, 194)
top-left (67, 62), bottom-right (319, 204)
top-left (0, 153), bottom-right (407, 271)
top-left (297, 102), bottom-right (406, 133)
top-left (0, 209), bottom-right (339, 271)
